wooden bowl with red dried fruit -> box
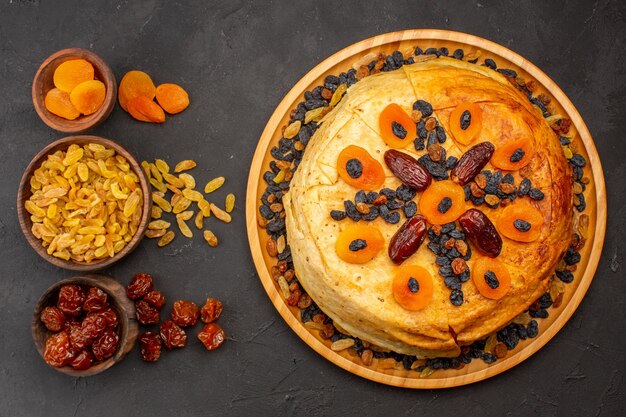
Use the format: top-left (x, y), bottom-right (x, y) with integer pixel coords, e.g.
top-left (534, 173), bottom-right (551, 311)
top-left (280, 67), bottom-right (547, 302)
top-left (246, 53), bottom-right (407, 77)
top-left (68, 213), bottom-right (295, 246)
top-left (31, 275), bottom-right (138, 376)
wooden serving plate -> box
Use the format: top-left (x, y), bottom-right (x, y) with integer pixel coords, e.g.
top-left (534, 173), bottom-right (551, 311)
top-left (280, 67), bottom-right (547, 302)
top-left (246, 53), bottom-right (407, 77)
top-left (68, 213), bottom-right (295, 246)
top-left (245, 30), bottom-right (607, 388)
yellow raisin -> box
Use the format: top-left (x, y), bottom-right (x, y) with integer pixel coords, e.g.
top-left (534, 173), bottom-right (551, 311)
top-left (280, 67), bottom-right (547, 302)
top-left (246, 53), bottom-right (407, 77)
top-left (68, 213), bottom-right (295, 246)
top-left (204, 177), bottom-right (225, 194)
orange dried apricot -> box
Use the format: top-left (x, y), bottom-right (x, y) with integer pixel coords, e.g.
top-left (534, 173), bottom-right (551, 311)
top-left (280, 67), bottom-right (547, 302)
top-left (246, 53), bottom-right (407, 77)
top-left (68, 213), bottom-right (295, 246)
top-left (335, 224), bottom-right (384, 264)
top-left (53, 59), bottom-right (94, 93)
top-left (449, 103), bottom-right (483, 145)
top-left (496, 203), bottom-right (544, 242)
top-left (69, 80), bottom-right (106, 115)
top-left (336, 145), bottom-right (385, 190)
top-left (127, 96), bottom-right (166, 123)
top-left (418, 180), bottom-right (466, 225)
top-left (118, 70), bottom-right (156, 112)
top-left (44, 88), bottom-right (80, 120)
top-left (392, 265), bottom-right (433, 311)
top-left (155, 84), bottom-right (190, 114)
top-left (472, 256), bottom-right (511, 300)
top-left (379, 103), bottom-right (417, 149)
top-left (490, 137), bottom-right (535, 170)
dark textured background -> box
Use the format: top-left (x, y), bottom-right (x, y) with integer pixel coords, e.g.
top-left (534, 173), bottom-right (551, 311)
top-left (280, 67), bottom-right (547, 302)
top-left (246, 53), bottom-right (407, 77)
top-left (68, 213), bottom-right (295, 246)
top-left (0, 1), bottom-right (624, 416)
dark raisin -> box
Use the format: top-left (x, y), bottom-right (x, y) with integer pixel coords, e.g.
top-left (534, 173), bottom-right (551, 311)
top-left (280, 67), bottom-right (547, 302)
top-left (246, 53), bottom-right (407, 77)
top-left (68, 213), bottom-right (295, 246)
top-left (266, 218), bottom-right (286, 233)
top-left (559, 136), bottom-right (571, 145)
top-left (441, 223), bottom-right (455, 234)
top-left (484, 58), bottom-right (497, 69)
top-left (570, 154), bottom-right (586, 167)
top-left (575, 193), bottom-right (586, 212)
top-left (413, 100), bottom-right (433, 117)
top-left (355, 190), bottom-right (367, 204)
top-left (518, 178), bottom-right (531, 196)
top-left (417, 120), bottom-right (428, 139)
top-left (414, 137), bottom-right (425, 151)
top-left (527, 320), bottom-right (539, 338)
top-left (418, 154), bottom-right (448, 180)
top-left (509, 148), bottom-right (525, 163)
top-left (362, 206), bottom-right (379, 221)
top-left (349, 239), bottom-right (367, 251)
top-left (391, 121), bottom-right (407, 139)
top-left (460, 110), bottom-right (471, 130)
top-left (445, 156), bottom-right (458, 170)
top-left (513, 219), bottom-right (531, 232)
top-left (439, 265), bottom-right (454, 277)
top-left (424, 47), bottom-right (438, 55)
top-left (427, 242), bottom-right (441, 255)
top-left (484, 270), bottom-right (500, 289)
top-left (438, 47), bottom-right (449, 56)
top-left (386, 199), bottom-right (403, 210)
top-left (556, 269), bottom-right (574, 283)
top-left (436, 256), bottom-right (451, 266)
top-left (380, 188), bottom-right (396, 200)
top-left (403, 201), bottom-right (417, 218)
top-left (452, 49), bottom-right (464, 60)
top-left (392, 50), bottom-right (404, 67)
top-left (324, 75), bottom-right (339, 85)
top-left (449, 229), bottom-right (465, 240)
top-left (444, 276), bottom-right (462, 290)
top-left (259, 204), bottom-right (274, 220)
top-left (564, 248), bottom-right (581, 265)
top-left (437, 197), bottom-right (452, 214)
top-left (396, 184), bottom-right (416, 201)
top-left (450, 290), bottom-right (464, 306)
top-left (365, 191), bottom-right (378, 204)
top-left (482, 353), bottom-right (497, 364)
top-left (382, 211), bottom-right (400, 224)
top-left (530, 309), bottom-right (549, 319)
top-left (427, 130), bottom-right (438, 145)
top-left (497, 68), bottom-right (517, 78)
top-left (344, 200), bottom-right (361, 221)
top-left (435, 125), bottom-right (447, 143)
top-left (502, 173), bottom-right (514, 184)
top-left (415, 47), bottom-right (423, 55)
top-left (345, 158), bottom-right (363, 179)
top-left (407, 277), bottom-right (420, 293)
top-left (330, 210), bottom-right (346, 221)
top-left (529, 188), bottom-right (545, 200)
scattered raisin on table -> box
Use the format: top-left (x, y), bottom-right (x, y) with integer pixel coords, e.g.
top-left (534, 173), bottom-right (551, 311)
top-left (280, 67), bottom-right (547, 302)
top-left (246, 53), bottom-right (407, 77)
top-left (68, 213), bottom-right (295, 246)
top-left (40, 306), bottom-right (66, 332)
top-left (200, 298), bottom-right (223, 323)
top-left (57, 285), bottom-right (86, 316)
top-left (139, 332), bottom-right (162, 362)
top-left (126, 273), bottom-right (154, 300)
top-left (136, 300), bottom-right (160, 325)
top-left (92, 330), bottom-right (119, 361)
top-left (171, 300), bottom-right (199, 327)
top-left (197, 323), bottom-right (225, 351)
top-left (143, 290), bottom-right (166, 310)
top-left (159, 320), bottom-right (187, 350)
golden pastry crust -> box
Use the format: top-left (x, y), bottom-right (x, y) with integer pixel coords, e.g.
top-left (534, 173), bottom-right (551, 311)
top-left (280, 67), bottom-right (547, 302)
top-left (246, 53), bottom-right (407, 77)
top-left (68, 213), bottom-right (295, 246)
top-left (284, 58), bottom-right (572, 356)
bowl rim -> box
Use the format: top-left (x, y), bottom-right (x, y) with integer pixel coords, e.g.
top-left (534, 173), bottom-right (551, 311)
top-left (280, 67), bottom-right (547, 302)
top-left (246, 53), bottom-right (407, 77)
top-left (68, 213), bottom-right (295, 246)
top-left (31, 274), bottom-right (138, 377)
top-left (16, 135), bottom-right (152, 272)
top-left (32, 47), bottom-right (117, 133)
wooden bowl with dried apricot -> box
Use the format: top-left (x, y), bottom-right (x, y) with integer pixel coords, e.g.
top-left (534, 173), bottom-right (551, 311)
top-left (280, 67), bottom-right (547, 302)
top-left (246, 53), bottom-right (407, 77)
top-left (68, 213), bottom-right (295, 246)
top-left (17, 135), bottom-right (152, 271)
top-left (32, 48), bottom-right (117, 133)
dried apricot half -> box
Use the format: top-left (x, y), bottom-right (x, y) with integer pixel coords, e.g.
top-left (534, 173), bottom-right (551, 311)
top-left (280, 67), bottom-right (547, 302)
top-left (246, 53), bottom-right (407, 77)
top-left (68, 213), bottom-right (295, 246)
top-left (418, 180), bottom-right (466, 225)
top-left (449, 103), bottom-right (483, 145)
top-left (155, 83), bottom-right (190, 114)
top-left (118, 70), bottom-right (156, 112)
top-left (496, 203), bottom-right (544, 242)
top-left (53, 59), bottom-right (94, 93)
top-left (472, 256), bottom-right (511, 300)
top-left (127, 96), bottom-right (166, 123)
top-left (335, 224), bottom-right (384, 264)
top-left (491, 137), bottom-right (535, 170)
top-left (69, 80), bottom-right (106, 115)
top-left (392, 265), bottom-right (433, 311)
top-left (44, 88), bottom-right (80, 120)
top-left (379, 103), bottom-right (417, 149)
top-left (336, 145), bottom-right (385, 190)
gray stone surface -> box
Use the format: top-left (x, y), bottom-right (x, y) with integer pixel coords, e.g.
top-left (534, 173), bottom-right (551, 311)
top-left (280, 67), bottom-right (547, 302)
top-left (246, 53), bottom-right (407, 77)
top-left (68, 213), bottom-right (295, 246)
top-left (0, 1), bottom-right (624, 416)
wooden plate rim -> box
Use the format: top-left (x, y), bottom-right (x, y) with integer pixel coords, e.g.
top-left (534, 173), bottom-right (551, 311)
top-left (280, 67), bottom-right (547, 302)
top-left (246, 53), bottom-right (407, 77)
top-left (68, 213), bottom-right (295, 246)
top-left (245, 29), bottom-right (607, 388)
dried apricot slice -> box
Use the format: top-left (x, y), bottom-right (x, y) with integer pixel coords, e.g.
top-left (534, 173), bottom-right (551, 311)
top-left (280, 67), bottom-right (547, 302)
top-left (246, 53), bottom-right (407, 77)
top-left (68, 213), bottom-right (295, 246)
top-left (472, 256), bottom-right (511, 300)
top-left (490, 137), bottom-right (535, 170)
top-left (449, 103), bottom-right (483, 145)
top-left (392, 265), bottom-right (433, 311)
top-left (118, 70), bottom-right (156, 112)
top-left (127, 96), bottom-right (166, 123)
top-left (379, 103), bottom-right (417, 148)
top-left (155, 84), bottom-right (190, 114)
top-left (336, 145), bottom-right (385, 190)
top-left (496, 203), bottom-right (544, 242)
top-left (53, 59), bottom-right (94, 93)
top-left (69, 80), bottom-right (106, 115)
top-left (44, 88), bottom-right (80, 120)
top-left (335, 224), bottom-right (384, 264)
top-left (418, 180), bottom-right (466, 225)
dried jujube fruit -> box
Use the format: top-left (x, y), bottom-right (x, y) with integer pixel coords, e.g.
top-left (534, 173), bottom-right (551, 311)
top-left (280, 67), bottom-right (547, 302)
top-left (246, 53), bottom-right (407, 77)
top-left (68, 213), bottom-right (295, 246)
top-left (379, 103), bottom-right (417, 148)
top-left (171, 300), bottom-right (199, 327)
top-left (159, 320), bottom-right (187, 350)
top-left (143, 290), bottom-right (166, 310)
top-left (118, 70), bottom-right (156, 112)
top-left (388, 215), bottom-right (427, 264)
top-left (450, 142), bottom-right (495, 185)
top-left (135, 300), bottom-right (160, 325)
top-left (70, 80), bottom-right (106, 115)
top-left (53, 59), bottom-right (94, 93)
top-left (383, 149), bottom-right (432, 191)
top-left (70, 350), bottom-right (94, 370)
top-left (457, 208), bottom-right (502, 257)
top-left (83, 287), bottom-right (108, 313)
top-left (43, 332), bottom-right (74, 367)
top-left (57, 285), bottom-right (86, 316)
top-left (155, 83), bottom-right (190, 114)
top-left (197, 323), bottom-right (225, 351)
top-left (91, 329), bottom-right (119, 361)
top-left (335, 224), bottom-right (384, 264)
top-left (200, 298), bottom-right (223, 323)
top-left (392, 265), bottom-right (434, 311)
top-left (40, 306), bottom-right (66, 332)
top-left (139, 332), bottom-right (162, 362)
top-left (127, 273), bottom-right (154, 300)
top-left (44, 88), bottom-right (80, 120)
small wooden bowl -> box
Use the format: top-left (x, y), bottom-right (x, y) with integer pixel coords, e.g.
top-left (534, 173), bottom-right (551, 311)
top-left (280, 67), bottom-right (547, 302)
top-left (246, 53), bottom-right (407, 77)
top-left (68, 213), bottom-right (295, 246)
top-left (32, 48), bottom-right (117, 133)
top-left (32, 275), bottom-right (138, 376)
top-left (17, 135), bottom-right (152, 272)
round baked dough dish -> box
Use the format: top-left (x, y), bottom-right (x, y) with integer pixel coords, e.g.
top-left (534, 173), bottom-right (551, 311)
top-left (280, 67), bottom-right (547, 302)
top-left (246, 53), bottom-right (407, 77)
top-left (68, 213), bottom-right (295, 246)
top-left (283, 57), bottom-right (573, 357)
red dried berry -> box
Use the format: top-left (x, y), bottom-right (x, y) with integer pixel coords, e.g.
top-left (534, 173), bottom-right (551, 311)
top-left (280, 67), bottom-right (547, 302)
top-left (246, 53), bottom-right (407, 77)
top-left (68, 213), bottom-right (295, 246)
top-left (40, 306), bottom-right (66, 332)
top-left (98, 308), bottom-right (119, 329)
top-left (286, 289), bottom-right (302, 306)
top-left (70, 350), bottom-right (94, 370)
top-left (143, 290), bottom-right (166, 310)
top-left (81, 313), bottom-right (107, 340)
top-left (171, 300), bottom-right (199, 327)
top-left (136, 300), bottom-right (160, 325)
top-left (69, 325), bottom-right (92, 351)
top-left (83, 287), bottom-right (108, 313)
top-left (126, 273), bottom-right (154, 300)
top-left (92, 330), bottom-right (119, 361)
top-left (197, 323), bottom-right (225, 351)
top-left (43, 332), bottom-right (74, 367)
top-left (200, 298), bottom-right (223, 323)
top-left (57, 285), bottom-right (86, 316)
top-left (139, 332), bottom-right (162, 362)
top-left (159, 320), bottom-right (187, 350)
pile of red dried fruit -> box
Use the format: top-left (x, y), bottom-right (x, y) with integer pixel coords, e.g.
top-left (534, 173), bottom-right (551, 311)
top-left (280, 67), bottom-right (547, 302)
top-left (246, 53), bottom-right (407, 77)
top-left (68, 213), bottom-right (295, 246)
top-left (126, 273), bottom-right (225, 362)
top-left (40, 284), bottom-right (120, 370)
